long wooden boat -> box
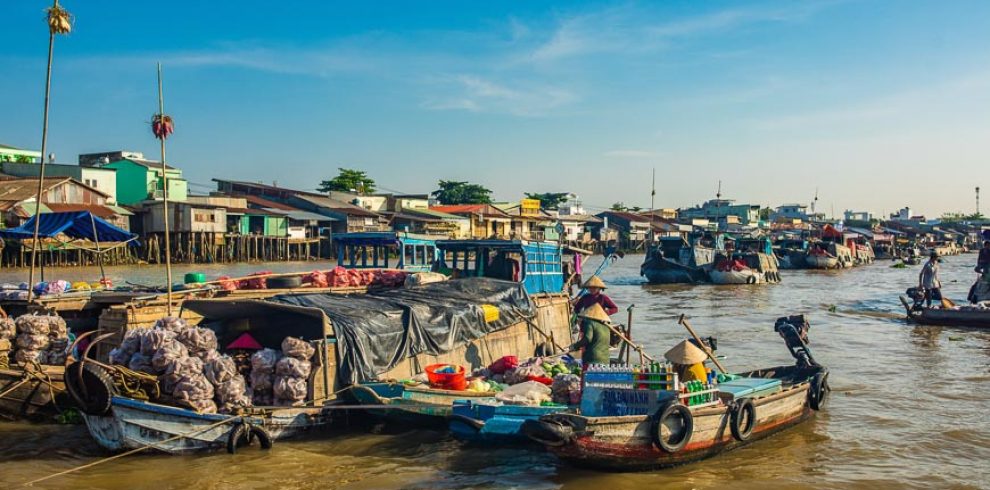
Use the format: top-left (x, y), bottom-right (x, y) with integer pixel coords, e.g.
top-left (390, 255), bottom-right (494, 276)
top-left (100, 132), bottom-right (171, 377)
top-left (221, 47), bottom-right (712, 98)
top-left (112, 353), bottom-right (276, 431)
top-left (900, 296), bottom-right (990, 328)
top-left (346, 382), bottom-right (496, 426)
top-left (522, 319), bottom-right (828, 471)
top-left (449, 399), bottom-right (573, 444)
top-left (83, 395), bottom-right (329, 454)
top-left (0, 364), bottom-right (68, 420)
top-left (641, 236), bottom-right (717, 284)
top-left (804, 253), bottom-right (838, 269)
top-left (709, 253), bottom-right (781, 285)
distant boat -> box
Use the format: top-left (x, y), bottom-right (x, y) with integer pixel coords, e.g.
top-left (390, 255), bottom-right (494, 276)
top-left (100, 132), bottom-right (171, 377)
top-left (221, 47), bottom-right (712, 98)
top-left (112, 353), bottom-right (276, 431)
top-left (641, 235), bottom-right (719, 284)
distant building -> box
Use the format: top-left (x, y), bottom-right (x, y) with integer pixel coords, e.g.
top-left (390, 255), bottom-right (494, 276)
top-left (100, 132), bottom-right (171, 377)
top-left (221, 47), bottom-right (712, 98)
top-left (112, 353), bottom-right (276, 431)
top-left (771, 203), bottom-right (809, 222)
top-left (678, 199), bottom-right (760, 225)
top-left (640, 208), bottom-right (678, 220)
top-left (80, 152), bottom-right (187, 205)
top-left (431, 204), bottom-right (512, 239)
top-left (1, 161), bottom-right (117, 204)
top-left (0, 143), bottom-right (42, 163)
top-left (843, 210), bottom-right (873, 222)
top-left (594, 211), bottom-right (652, 246)
top-left (0, 177), bottom-right (128, 230)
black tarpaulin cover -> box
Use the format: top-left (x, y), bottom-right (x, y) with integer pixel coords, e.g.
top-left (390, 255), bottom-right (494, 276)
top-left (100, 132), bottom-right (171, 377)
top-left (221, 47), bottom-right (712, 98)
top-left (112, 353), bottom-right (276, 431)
top-left (270, 277), bottom-right (535, 385)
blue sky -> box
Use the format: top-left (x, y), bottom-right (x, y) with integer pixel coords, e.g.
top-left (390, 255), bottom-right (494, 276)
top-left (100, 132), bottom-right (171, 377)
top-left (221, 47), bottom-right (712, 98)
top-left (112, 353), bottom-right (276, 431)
top-left (3, 1), bottom-right (989, 217)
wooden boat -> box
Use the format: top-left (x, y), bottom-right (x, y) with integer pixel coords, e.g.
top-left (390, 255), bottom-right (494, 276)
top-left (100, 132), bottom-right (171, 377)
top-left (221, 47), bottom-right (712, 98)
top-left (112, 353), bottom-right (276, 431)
top-left (900, 296), bottom-right (990, 328)
top-left (0, 364), bottom-right (68, 421)
top-left (804, 253), bottom-right (838, 269)
top-left (449, 399), bottom-right (573, 444)
top-left (345, 382), bottom-right (496, 426)
top-left (83, 395), bottom-right (329, 454)
top-left (522, 317), bottom-right (829, 471)
top-left (708, 268), bottom-right (763, 285)
top-left (773, 239), bottom-right (809, 270)
top-left (710, 240), bottom-right (781, 285)
top-left (641, 235), bottom-right (718, 284)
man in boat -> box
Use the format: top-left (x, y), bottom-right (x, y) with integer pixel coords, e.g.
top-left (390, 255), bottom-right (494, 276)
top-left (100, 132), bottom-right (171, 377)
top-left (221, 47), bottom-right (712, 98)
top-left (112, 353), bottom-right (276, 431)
top-left (572, 276), bottom-right (618, 316)
top-left (568, 303), bottom-right (613, 365)
top-left (919, 252), bottom-right (943, 307)
top-left (664, 340), bottom-right (709, 383)
top-left (976, 241), bottom-right (990, 276)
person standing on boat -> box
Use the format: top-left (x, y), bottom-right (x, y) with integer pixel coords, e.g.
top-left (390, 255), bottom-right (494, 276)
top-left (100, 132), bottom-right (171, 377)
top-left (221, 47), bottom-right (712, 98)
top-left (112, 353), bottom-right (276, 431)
top-left (664, 340), bottom-right (709, 383)
top-left (919, 252), bottom-right (943, 307)
top-left (976, 241), bottom-right (990, 276)
top-left (568, 303), bottom-right (613, 365)
top-left (572, 276), bottom-right (619, 316)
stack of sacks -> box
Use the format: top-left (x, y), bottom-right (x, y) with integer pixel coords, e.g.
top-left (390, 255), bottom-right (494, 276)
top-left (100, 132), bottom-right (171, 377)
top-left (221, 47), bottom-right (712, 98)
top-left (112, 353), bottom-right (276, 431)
top-left (13, 314), bottom-right (52, 364)
top-left (0, 316), bottom-right (14, 368)
top-left (43, 315), bottom-right (69, 365)
top-left (205, 355), bottom-right (252, 413)
top-left (249, 348), bottom-right (279, 406)
top-left (273, 337), bottom-right (314, 406)
top-left (177, 326), bottom-right (219, 362)
top-left (109, 329), bottom-right (143, 365)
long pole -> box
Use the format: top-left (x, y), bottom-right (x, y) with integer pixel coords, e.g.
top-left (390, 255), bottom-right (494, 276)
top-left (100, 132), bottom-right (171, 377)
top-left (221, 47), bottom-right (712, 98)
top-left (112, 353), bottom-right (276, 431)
top-left (89, 213), bottom-right (106, 286)
top-left (26, 0), bottom-right (61, 303)
top-left (677, 314), bottom-right (727, 374)
top-left (157, 63), bottom-right (173, 314)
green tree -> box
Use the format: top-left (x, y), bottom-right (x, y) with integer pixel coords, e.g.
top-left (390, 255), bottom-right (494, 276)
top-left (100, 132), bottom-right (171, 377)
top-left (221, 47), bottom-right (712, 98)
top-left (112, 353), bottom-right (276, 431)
top-left (524, 192), bottom-right (570, 210)
top-left (432, 180), bottom-right (493, 204)
top-left (610, 202), bottom-right (627, 211)
top-left (629, 206), bottom-right (643, 213)
top-left (317, 168), bottom-right (376, 195)
top-left (759, 207), bottom-right (772, 221)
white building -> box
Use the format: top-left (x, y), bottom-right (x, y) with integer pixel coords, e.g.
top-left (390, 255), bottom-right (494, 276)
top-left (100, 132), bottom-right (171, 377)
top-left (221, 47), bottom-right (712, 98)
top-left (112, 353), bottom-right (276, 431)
top-left (0, 161), bottom-right (118, 204)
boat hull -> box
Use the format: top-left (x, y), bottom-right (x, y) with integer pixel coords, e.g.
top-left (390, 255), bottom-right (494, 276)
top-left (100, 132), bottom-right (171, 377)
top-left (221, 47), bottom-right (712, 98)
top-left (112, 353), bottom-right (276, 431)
top-left (83, 396), bottom-right (329, 454)
top-left (904, 306), bottom-right (990, 329)
top-left (449, 400), bottom-right (572, 444)
top-left (709, 269), bottom-right (775, 285)
top-left (805, 255), bottom-right (838, 269)
top-left (0, 365), bottom-right (68, 421)
top-left (346, 383), bottom-right (496, 426)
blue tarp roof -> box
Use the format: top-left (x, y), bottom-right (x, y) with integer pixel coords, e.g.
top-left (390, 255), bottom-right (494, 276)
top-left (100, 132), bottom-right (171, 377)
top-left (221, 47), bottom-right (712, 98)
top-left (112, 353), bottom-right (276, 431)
top-left (0, 211), bottom-right (137, 244)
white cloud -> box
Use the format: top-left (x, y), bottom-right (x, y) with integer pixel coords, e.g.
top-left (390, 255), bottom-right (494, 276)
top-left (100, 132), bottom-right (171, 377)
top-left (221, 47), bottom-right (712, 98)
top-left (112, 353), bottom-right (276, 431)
top-left (421, 75), bottom-right (576, 116)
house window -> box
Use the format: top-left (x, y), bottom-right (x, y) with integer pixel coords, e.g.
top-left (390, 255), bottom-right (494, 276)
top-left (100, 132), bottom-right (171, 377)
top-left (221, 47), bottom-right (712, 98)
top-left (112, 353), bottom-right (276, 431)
top-left (194, 211), bottom-right (212, 223)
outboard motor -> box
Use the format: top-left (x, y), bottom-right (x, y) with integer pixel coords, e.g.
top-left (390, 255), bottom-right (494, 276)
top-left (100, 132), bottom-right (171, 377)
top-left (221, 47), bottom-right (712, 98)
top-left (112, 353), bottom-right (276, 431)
top-left (774, 315), bottom-right (818, 368)
top-left (905, 287), bottom-right (926, 309)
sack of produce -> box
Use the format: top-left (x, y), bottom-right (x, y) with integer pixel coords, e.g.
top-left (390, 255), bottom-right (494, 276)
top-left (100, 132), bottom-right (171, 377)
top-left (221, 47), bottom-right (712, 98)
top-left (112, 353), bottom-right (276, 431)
top-left (174, 374), bottom-right (214, 401)
top-left (153, 316), bottom-right (190, 334)
top-left (488, 355), bottom-right (518, 375)
top-left (140, 328), bottom-right (175, 356)
top-left (108, 347), bottom-right (133, 366)
top-left (15, 314), bottom-right (50, 335)
top-left (495, 380), bottom-right (551, 406)
top-left (249, 368), bottom-right (274, 392)
top-left (215, 374), bottom-right (252, 413)
top-left (551, 373), bottom-right (582, 405)
top-left (0, 338), bottom-right (11, 351)
top-left (195, 349), bottom-right (220, 364)
top-left (403, 272), bottom-right (447, 287)
top-left (504, 364), bottom-right (547, 385)
top-left (15, 349), bottom-right (44, 364)
top-left (165, 355), bottom-right (203, 379)
top-left (127, 352), bottom-right (154, 373)
top-left (118, 329), bottom-right (144, 357)
top-left (16, 333), bottom-right (50, 351)
top-left (275, 356), bottom-right (312, 379)
top-left (177, 327), bottom-right (218, 355)
top-left (250, 348), bottom-right (280, 373)
top-left (183, 398), bottom-right (218, 414)
top-left (305, 270), bottom-right (328, 288)
top-left (47, 316), bottom-right (68, 340)
top-left (273, 376), bottom-right (307, 405)
top-left (151, 340), bottom-right (189, 374)
top-left (281, 337), bottom-right (314, 360)
top-left (0, 317), bottom-right (16, 340)
top-left (204, 355), bottom-right (238, 386)
top-left (44, 349), bottom-right (67, 365)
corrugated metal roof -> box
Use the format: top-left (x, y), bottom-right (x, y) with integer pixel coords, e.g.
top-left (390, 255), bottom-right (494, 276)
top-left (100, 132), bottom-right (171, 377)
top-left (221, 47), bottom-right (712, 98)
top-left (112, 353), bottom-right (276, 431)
top-left (293, 194), bottom-right (381, 217)
top-left (264, 208), bottom-right (337, 222)
top-left (46, 203), bottom-right (129, 218)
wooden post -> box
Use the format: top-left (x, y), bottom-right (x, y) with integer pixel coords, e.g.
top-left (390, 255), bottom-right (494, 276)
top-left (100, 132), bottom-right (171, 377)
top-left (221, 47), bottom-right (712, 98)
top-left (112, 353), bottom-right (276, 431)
top-left (156, 63), bottom-right (174, 315)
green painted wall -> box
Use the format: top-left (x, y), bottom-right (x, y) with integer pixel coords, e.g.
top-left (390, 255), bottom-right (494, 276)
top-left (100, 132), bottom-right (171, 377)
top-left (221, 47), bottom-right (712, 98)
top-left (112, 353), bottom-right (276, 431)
top-left (103, 159), bottom-right (187, 205)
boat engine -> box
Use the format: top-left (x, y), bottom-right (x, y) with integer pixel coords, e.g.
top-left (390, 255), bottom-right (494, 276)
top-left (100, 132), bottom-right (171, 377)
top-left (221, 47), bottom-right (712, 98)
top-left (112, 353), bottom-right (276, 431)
top-left (774, 315), bottom-right (818, 368)
top-left (905, 287), bottom-right (926, 309)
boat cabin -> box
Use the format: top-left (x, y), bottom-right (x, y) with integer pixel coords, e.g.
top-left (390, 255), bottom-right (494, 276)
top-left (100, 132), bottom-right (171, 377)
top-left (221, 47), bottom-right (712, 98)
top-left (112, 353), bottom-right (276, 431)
top-left (435, 239), bottom-right (564, 295)
top-left (333, 231), bottom-right (439, 272)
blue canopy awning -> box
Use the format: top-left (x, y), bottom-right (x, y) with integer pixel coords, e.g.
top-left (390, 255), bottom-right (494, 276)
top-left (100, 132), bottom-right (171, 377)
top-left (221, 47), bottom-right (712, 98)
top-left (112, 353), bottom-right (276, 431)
top-left (0, 211), bottom-right (137, 244)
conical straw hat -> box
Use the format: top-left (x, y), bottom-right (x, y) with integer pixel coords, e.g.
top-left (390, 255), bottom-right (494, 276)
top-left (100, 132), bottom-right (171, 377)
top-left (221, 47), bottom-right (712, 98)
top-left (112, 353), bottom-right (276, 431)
top-left (664, 340), bottom-right (708, 365)
top-left (577, 303), bottom-right (612, 324)
top-left (582, 276), bottom-right (607, 289)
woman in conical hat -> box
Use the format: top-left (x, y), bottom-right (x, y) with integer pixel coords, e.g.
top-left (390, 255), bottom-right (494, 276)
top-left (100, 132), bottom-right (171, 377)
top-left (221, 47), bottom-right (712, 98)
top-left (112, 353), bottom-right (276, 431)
top-left (573, 275), bottom-right (618, 315)
top-left (569, 303), bottom-right (613, 364)
top-left (664, 339), bottom-right (709, 382)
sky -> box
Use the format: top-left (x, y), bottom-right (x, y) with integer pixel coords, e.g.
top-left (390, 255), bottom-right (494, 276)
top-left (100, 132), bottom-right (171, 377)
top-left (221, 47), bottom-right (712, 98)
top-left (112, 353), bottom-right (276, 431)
top-left (2, 0), bottom-right (989, 217)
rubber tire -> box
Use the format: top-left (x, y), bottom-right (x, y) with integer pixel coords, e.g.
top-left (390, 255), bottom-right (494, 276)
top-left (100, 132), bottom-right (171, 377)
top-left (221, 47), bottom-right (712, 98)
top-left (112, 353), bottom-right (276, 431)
top-left (267, 276), bottom-right (302, 289)
top-left (227, 423), bottom-right (273, 454)
top-left (809, 372), bottom-right (830, 411)
top-left (64, 362), bottom-right (115, 416)
top-left (521, 419), bottom-right (573, 447)
top-left (730, 398), bottom-right (756, 441)
top-left (746, 275), bottom-right (757, 284)
top-left (650, 402), bottom-right (693, 453)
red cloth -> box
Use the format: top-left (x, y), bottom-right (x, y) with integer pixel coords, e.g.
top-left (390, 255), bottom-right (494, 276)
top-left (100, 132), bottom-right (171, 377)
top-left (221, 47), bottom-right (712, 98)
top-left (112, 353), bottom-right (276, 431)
top-left (574, 292), bottom-right (618, 316)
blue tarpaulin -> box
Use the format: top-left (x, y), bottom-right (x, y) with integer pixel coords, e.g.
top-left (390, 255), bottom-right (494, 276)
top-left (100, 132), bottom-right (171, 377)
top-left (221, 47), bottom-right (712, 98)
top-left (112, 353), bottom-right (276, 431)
top-left (0, 211), bottom-right (137, 244)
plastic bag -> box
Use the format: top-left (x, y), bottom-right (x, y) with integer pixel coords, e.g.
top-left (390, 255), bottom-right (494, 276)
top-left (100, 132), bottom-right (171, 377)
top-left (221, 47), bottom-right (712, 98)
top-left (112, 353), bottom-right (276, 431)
top-left (118, 329), bottom-right (144, 356)
top-left (153, 316), bottom-right (189, 334)
top-left (177, 327), bottom-right (218, 355)
top-left (551, 373), bottom-right (582, 405)
top-left (15, 349), bottom-right (44, 364)
top-left (165, 356), bottom-right (204, 379)
top-left (182, 398), bottom-right (218, 414)
top-left (249, 369), bottom-right (274, 392)
top-left (281, 337), bottom-right (314, 360)
top-left (16, 333), bottom-right (50, 351)
top-left (495, 380), bottom-right (551, 406)
top-left (173, 374), bottom-right (215, 403)
top-left (15, 314), bottom-right (50, 335)
top-left (305, 270), bottom-right (328, 288)
top-left (141, 328), bottom-right (175, 356)
top-left (127, 352), bottom-right (154, 373)
top-left (0, 318), bottom-right (15, 341)
top-left (504, 364), bottom-right (547, 385)
top-left (250, 348), bottom-right (280, 373)
top-left (204, 355), bottom-right (238, 386)
top-left (47, 316), bottom-right (68, 339)
top-left (275, 356), bottom-right (312, 379)
top-left (195, 349), bottom-right (220, 364)
top-left (488, 355), bottom-right (518, 375)
top-left (109, 347), bottom-right (133, 366)
top-left (151, 340), bottom-right (189, 374)
top-left (216, 375), bottom-right (252, 413)
top-left (273, 376), bottom-right (307, 403)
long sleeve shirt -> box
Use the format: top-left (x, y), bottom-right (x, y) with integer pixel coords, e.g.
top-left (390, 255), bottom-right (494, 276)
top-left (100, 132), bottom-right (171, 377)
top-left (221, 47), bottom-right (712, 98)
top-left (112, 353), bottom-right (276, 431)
top-left (574, 293), bottom-right (619, 316)
top-left (570, 320), bottom-right (612, 364)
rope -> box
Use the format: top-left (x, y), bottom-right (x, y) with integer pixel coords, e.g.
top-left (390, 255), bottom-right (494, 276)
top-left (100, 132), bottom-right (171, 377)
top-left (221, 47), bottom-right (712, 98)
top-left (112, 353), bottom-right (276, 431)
top-left (22, 414), bottom-right (242, 486)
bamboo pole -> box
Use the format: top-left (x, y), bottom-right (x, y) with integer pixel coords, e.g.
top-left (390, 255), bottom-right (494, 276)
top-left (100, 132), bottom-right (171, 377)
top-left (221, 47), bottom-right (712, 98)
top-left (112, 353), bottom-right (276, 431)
top-left (156, 63), bottom-right (174, 315)
top-left (677, 314), bottom-right (727, 374)
top-left (27, 0), bottom-right (64, 303)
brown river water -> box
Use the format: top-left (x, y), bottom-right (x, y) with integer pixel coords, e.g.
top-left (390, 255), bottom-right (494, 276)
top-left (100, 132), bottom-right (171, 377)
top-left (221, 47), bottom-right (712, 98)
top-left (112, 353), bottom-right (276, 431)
top-left (1, 255), bottom-right (988, 489)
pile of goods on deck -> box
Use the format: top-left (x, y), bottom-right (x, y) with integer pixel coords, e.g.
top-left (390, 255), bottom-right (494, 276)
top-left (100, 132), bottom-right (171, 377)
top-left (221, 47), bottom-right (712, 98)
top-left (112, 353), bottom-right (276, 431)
top-left (212, 268), bottom-right (408, 291)
top-left (409, 355), bottom-right (584, 406)
top-left (0, 313), bottom-right (70, 368)
top-left (0, 279), bottom-right (111, 299)
top-left (108, 317), bottom-right (316, 414)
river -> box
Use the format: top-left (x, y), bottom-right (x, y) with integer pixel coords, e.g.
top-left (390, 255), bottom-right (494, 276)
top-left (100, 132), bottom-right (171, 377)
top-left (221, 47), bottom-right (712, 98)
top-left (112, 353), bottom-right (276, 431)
top-left (1, 254), bottom-right (988, 489)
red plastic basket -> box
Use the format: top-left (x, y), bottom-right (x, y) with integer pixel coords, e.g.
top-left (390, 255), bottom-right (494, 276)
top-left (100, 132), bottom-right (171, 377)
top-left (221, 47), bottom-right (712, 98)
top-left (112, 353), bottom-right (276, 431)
top-left (424, 364), bottom-right (467, 391)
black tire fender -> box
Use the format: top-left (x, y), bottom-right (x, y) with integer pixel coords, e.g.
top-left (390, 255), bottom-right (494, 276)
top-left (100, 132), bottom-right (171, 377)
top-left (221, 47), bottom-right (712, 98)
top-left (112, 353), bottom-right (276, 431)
top-left (650, 402), bottom-right (693, 453)
top-left (521, 419), bottom-right (573, 447)
top-left (227, 423), bottom-right (273, 454)
top-left (64, 361), bottom-right (115, 416)
top-left (746, 275), bottom-right (757, 284)
top-left (809, 371), bottom-right (830, 411)
top-left (730, 398), bottom-right (756, 441)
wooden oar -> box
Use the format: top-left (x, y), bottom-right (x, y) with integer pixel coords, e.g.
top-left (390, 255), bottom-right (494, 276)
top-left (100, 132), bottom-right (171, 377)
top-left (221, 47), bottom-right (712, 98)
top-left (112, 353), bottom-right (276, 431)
top-left (677, 314), bottom-right (728, 374)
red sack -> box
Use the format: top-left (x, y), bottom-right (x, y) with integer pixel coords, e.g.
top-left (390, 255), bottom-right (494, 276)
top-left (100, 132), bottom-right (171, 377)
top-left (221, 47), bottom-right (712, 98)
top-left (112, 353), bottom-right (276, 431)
top-left (217, 276), bottom-right (238, 291)
top-left (242, 271), bottom-right (271, 290)
top-left (488, 355), bottom-right (518, 375)
top-left (305, 270), bottom-right (328, 288)
top-left (526, 375), bottom-right (554, 386)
